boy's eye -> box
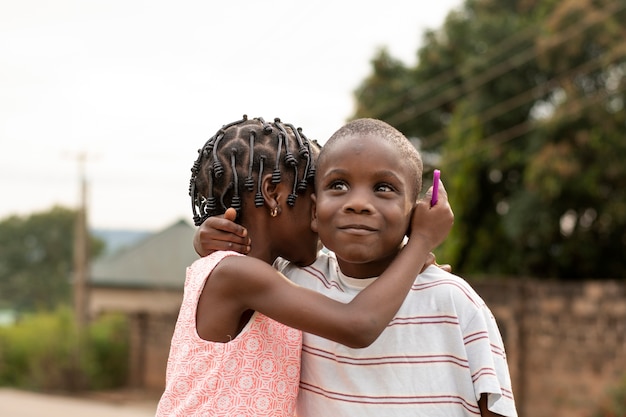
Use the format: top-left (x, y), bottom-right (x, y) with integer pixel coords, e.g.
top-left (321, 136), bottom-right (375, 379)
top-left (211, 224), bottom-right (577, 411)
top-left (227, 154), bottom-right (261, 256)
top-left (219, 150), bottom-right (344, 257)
top-left (375, 183), bottom-right (394, 192)
top-left (329, 180), bottom-right (348, 191)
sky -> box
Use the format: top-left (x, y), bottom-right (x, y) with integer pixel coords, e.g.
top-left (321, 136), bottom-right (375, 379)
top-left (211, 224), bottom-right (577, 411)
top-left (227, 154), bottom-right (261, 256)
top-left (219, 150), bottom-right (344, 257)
top-left (1, 0), bottom-right (462, 231)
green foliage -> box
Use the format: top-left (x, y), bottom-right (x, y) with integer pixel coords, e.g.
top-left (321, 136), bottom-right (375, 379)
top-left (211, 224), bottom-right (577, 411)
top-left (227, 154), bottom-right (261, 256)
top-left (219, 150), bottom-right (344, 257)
top-left (0, 308), bottom-right (74, 389)
top-left (353, 48), bottom-right (414, 121)
top-left (0, 206), bottom-right (105, 312)
top-left (84, 312), bottom-right (129, 389)
top-left (353, 0), bottom-right (626, 279)
top-left (0, 307), bottom-right (129, 392)
top-left (591, 375), bottom-right (626, 417)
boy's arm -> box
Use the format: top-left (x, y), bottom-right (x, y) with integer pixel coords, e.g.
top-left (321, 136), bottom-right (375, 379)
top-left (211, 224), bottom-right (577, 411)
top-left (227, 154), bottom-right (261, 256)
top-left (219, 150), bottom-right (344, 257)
top-left (193, 208), bottom-right (250, 256)
top-left (478, 394), bottom-right (506, 417)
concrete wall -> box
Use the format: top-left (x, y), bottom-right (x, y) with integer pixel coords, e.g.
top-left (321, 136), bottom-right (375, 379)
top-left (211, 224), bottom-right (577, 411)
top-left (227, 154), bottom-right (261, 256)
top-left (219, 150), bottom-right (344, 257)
top-left (472, 279), bottom-right (626, 417)
top-left (110, 279), bottom-right (626, 417)
top-left (89, 288), bottom-right (180, 392)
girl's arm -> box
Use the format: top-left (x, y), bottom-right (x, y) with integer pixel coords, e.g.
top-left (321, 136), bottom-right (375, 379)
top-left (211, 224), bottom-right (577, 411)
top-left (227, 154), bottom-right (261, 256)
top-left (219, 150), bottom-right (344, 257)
top-left (202, 183), bottom-right (453, 348)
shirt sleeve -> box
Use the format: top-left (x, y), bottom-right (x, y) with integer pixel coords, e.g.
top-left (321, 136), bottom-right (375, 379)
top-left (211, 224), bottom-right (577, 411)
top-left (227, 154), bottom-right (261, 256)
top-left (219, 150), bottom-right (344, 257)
top-left (272, 256), bottom-right (290, 272)
top-left (464, 304), bottom-right (518, 417)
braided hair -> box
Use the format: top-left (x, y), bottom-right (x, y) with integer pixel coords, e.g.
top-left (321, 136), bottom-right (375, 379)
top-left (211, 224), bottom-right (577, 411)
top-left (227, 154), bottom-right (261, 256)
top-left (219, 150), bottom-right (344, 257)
top-left (189, 115), bottom-right (318, 226)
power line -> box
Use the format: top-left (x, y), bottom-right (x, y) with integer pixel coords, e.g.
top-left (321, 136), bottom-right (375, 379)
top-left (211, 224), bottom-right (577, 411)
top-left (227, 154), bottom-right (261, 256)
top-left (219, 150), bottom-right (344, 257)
top-left (366, 9), bottom-right (539, 120)
top-left (366, 0), bottom-right (626, 130)
top-left (442, 78), bottom-right (626, 166)
top-left (423, 40), bottom-right (626, 148)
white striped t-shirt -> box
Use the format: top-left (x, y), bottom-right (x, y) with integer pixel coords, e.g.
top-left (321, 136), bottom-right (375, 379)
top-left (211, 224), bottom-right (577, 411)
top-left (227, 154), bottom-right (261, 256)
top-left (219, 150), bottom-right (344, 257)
top-left (277, 252), bottom-right (517, 417)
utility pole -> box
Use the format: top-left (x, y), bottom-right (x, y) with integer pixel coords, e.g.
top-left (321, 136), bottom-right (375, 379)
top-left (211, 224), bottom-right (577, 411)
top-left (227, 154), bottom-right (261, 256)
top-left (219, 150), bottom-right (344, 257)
top-left (73, 153), bottom-right (89, 331)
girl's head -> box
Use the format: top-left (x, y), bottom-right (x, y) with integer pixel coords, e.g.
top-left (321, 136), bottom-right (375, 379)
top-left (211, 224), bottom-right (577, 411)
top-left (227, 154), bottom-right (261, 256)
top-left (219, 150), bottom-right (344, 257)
top-left (190, 115), bottom-right (318, 224)
top-left (190, 115), bottom-right (320, 265)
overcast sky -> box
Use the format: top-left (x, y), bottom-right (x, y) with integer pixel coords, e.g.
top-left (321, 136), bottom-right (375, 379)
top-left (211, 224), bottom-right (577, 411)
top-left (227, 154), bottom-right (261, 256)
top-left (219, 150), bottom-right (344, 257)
top-left (1, 0), bottom-right (462, 231)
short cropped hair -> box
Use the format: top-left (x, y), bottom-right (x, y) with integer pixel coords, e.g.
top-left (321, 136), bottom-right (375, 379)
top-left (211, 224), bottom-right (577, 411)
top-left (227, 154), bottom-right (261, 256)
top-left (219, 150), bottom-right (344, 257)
top-left (319, 118), bottom-right (423, 199)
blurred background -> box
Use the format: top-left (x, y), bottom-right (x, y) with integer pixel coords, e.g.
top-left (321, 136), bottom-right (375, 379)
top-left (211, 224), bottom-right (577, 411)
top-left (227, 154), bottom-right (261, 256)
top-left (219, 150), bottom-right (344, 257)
top-left (1, 1), bottom-right (625, 416)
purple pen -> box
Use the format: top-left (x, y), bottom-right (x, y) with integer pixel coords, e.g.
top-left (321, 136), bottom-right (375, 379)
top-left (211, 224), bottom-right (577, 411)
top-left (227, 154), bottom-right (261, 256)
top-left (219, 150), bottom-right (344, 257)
top-left (431, 169), bottom-right (440, 207)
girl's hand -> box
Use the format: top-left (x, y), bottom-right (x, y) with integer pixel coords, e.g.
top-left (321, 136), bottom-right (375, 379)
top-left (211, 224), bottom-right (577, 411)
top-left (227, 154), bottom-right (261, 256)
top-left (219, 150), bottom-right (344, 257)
top-left (420, 252), bottom-right (453, 274)
top-left (409, 180), bottom-right (454, 250)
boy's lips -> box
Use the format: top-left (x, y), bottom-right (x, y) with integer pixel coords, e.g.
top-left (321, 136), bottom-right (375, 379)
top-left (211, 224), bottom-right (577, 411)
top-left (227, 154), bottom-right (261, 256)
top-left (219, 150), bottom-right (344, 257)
top-left (338, 224), bottom-right (377, 234)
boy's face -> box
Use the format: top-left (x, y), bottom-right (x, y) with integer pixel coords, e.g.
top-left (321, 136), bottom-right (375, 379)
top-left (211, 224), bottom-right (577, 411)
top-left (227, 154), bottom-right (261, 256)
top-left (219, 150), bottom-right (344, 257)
top-left (312, 134), bottom-right (416, 278)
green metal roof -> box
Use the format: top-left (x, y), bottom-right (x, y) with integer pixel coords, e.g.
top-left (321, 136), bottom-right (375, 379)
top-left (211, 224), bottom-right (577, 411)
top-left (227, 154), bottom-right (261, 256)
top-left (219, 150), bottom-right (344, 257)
top-left (90, 219), bottom-right (199, 289)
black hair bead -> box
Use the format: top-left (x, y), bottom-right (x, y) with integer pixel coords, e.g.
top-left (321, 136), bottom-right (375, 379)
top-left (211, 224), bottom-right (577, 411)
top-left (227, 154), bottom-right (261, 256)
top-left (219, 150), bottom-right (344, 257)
top-left (297, 180), bottom-right (308, 193)
top-left (307, 167), bottom-right (316, 182)
top-left (206, 196), bottom-right (217, 213)
top-left (271, 168), bottom-right (281, 184)
top-left (284, 151), bottom-right (297, 167)
top-left (213, 161), bottom-right (224, 178)
top-left (244, 176), bottom-right (254, 191)
top-left (254, 192), bottom-right (264, 207)
top-left (231, 196), bottom-right (241, 212)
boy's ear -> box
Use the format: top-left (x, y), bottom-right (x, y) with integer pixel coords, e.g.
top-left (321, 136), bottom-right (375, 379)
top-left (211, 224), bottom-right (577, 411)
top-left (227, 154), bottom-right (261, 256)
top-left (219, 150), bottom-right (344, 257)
top-left (405, 206), bottom-right (414, 238)
top-left (310, 193), bottom-right (319, 233)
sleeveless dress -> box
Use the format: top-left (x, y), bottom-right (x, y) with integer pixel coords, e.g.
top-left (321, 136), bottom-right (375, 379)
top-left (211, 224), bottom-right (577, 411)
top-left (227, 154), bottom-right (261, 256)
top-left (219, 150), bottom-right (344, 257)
top-left (156, 251), bottom-right (302, 416)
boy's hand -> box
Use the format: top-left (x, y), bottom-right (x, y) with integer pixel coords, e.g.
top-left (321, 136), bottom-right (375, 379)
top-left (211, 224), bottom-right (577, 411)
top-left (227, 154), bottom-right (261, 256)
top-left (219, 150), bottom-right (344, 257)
top-left (410, 180), bottom-right (454, 250)
top-left (193, 208), bottom-right (251, 257)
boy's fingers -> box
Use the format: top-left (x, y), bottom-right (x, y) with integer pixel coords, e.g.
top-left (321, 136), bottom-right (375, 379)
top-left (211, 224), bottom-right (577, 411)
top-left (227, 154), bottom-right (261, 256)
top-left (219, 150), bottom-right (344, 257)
top-left (207, 213), bottom-right (247, 238)
top-left (224, 207), bottom-right (237, 221)
top-left (219, 241), bottom-right (251, 254)
top-left (207, 228), bottom-right (250, 245)
top-left (223, 208), bottom-right (248, 237)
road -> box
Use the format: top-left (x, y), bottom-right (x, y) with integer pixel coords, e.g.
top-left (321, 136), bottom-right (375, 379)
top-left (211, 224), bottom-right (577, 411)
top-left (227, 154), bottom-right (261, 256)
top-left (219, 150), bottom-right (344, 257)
top-left (0, 388), bottom-right (158, 417)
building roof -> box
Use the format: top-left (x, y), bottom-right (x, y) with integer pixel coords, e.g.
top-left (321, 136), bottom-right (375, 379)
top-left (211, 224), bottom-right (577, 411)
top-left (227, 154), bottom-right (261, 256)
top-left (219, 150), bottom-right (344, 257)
top-left (90, 219), bottom-right (199, 289)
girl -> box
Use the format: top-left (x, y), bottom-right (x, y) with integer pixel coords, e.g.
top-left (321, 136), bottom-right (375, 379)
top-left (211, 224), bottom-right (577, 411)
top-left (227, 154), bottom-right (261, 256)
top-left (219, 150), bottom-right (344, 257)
top-left (155, 115), bottom-right (453, 416)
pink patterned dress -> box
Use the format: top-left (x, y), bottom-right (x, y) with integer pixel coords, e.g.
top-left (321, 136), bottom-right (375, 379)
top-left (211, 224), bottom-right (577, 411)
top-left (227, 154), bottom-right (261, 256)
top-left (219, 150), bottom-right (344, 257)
top-left (156, 251), bottom-right (302, 416)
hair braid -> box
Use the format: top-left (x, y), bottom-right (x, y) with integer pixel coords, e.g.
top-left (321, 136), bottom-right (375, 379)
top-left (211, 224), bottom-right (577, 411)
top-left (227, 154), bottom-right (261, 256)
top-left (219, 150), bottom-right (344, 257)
top-left (190, 115), bottom-right (317, 226)
top-left (244, 131), bottom-right (256, 191)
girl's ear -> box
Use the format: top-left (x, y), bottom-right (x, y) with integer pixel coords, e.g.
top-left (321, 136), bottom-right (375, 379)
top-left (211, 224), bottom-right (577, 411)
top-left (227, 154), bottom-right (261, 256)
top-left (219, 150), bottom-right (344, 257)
top-left (310, 193), bottom-right (319, 233)
top-left (260, 174), bottom-right (283, 216)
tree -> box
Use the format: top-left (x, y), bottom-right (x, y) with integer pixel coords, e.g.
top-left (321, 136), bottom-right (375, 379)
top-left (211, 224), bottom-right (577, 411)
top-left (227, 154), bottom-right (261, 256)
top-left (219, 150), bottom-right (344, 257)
top-left (353, 0), bottom-right (626, 279)
top-left (0, 206), bottom-right (105, 312)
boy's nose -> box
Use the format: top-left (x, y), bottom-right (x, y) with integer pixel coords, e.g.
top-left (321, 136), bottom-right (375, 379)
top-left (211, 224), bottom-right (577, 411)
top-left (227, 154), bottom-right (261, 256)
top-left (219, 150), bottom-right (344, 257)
top-left (343, 189), bottom-right (374, 213)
